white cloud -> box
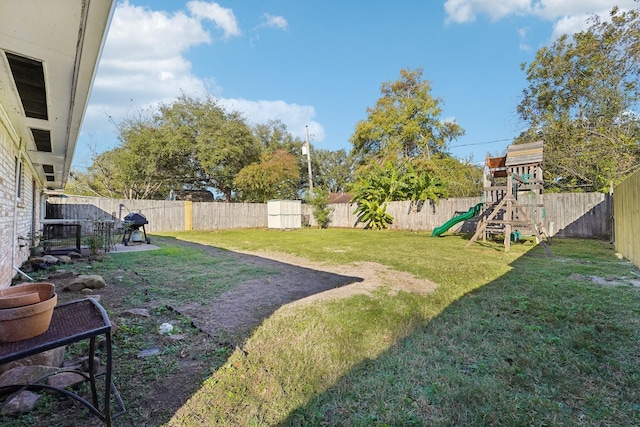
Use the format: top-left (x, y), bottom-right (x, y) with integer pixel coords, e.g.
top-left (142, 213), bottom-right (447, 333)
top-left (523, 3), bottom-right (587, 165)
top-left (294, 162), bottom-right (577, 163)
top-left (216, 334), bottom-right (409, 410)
top-left (531, 0), bottom-right (632, 20)
top-left (218, 98), bottom-right (325, 142)
top-left (444, 0), bottom-right (638, 34)
top-left (550, 13), bottom-right (593, 39)
top-left (444, 0), bottom-right (476, 23)
top-left (84, 1), bottom-right (210, 138)
top-left (517, 26), bottom-right (532, 51)
top-left (261, 13), bottom-right (289, 31)
top-left (187, 1), bottom-right (241, 38)
top-left (250, 13), bottom-right (288, 48)
top-left (101, 3), bottom-right (209, 63)
top-left (445, 0), bottom-right (532, 23)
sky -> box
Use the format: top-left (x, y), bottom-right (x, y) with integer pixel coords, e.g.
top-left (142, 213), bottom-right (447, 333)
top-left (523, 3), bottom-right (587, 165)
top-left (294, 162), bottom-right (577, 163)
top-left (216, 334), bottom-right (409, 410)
top-left (74, 0), bottom-right (638, 169)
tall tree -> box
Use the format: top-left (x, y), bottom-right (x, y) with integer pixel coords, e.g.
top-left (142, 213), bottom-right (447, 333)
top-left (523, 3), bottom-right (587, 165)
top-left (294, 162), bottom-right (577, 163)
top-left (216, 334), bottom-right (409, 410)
top-left (67, 115), bottom-right (175, 199)
top-left (253, 119), bottom-right (303, 154)
top-left (68, 95), bottom-right (260, 200)
top-left (155, 95), bottom-right (259, 201)
top-left (312, 148), bottom-right (355, 193)
top-left (250, 119), bottom-right (309, 197)
top-left (233, 149), bottom-right (301, 202)
top-left (414, 154), bottom-right (483, 198)
top-left (351, 67), bottom-right (464, 162)
top-left (517, 6), bottom-right (640, 192)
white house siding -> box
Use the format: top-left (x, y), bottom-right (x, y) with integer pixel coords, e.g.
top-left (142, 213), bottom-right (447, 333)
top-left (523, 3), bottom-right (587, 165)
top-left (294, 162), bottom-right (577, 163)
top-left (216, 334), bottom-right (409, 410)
top-left (0, 111), bottom-right (40, 288)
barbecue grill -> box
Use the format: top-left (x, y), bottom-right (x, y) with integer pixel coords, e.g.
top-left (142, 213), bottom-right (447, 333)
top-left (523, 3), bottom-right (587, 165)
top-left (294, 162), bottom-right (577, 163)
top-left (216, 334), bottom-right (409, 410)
top-left (121, 212), bottom-right (150, 245)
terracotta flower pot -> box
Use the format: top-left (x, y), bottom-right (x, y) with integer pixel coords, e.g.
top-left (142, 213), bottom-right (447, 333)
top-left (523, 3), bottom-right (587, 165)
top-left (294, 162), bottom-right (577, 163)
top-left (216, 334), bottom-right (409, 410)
top-left (0, 292), bottom-right (40, 309)
top-left (0, 282), bottom-right (54, 301)
top-left (0, 283), bottom-right (57, 343)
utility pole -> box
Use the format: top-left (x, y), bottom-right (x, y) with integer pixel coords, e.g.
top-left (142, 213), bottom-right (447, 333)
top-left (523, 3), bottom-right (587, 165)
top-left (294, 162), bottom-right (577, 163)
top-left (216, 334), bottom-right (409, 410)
top-left (305, 125), bottom-right (313, 195)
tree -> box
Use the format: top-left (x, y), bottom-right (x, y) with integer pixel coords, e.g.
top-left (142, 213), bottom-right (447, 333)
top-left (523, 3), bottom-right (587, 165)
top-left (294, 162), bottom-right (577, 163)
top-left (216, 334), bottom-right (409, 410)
top-left (233, 149), bottom-right (301, 202)
top-left (517, 6), bottom-right (640, 192)
top-left (68, 95), bottom-right (260, 200)
top-left (351, 67), bottom-right (464, 162)
top-left (67, 119), bottom-right (174, 199)
top-left (253, 119), bottom-right (303, 154)
top-left (312, 148), bottom-right (355, 193)
top-left (155, 95), bottom-right (259, 201)
top-left (250, 119), bottom-right (309, 197)
top-left (414, 154), bottom-right (483, 198)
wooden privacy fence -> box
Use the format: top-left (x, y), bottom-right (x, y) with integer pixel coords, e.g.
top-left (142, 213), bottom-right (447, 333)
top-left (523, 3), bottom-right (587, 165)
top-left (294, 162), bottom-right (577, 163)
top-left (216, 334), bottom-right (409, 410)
top-left (45, 196), bottom-right (267, 234)
top-left (306, 193), bottom-right (611, 238)
top-left (614, 170), bottom-right (640, 267)
top-left (47, 192), bottom-right (611, 239)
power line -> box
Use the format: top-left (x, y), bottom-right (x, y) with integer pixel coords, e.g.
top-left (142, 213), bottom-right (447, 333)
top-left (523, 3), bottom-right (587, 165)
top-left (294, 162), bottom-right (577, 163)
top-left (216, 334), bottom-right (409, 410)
top-left (449, 138), bottom-right (513, 148)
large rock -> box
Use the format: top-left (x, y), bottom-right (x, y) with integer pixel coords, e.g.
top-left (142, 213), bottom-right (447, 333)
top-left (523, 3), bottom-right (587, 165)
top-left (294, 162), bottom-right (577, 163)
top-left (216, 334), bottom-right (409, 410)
top-left (81, 356), bottom-right (101, 373)
top-left (63, 355), bottom-right (101, 374)
top-left (0, 347), bottom-right (65, 375)
top-left (42, 255), bottom-right (60, 264)
top-left (121, 308), bottom-right (151, 318)
top-left (64, 274), bottom-right (106, 291)
top-left (29, 256), bottom-right (48, 265)
top-left (47, 372), bottom-right (85, 390)
top-left (0, 390), bottom-right (41, 415)
top-left (47, 270), bottom-right (75, 280)
top-left (0, 365), bottom-right (58, 387)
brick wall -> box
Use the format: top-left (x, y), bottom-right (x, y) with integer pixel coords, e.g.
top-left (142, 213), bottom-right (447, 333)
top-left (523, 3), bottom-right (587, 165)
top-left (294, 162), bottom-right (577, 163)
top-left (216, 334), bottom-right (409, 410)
top-left (0, 112), bottom-right (40, 288)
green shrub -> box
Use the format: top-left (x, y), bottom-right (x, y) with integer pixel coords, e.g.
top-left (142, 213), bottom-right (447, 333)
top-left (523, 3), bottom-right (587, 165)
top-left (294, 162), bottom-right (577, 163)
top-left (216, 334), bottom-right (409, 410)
top-left (310, 188), bottom-right (334, 229)
top-left (84, 234), bottom-right (104, 255)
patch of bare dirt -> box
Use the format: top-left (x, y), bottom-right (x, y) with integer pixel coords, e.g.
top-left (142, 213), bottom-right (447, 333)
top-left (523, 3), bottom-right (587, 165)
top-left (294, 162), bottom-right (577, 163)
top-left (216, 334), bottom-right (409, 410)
top-left (242, 251), bottom-right (437, 303)
top-left (173, 247), bottom-right (438, 344)
top-left (569, 272), bottom-right (640, 288)
top-left (35, 243), bottom-right (440, 353)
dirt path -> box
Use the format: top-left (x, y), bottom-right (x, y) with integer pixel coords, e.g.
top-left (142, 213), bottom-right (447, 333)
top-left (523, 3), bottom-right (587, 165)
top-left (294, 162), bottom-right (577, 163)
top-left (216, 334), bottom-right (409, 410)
top-left (168, 240), bottom-right (438, 344)
top-left (50, 239), bottom-right (438, 345)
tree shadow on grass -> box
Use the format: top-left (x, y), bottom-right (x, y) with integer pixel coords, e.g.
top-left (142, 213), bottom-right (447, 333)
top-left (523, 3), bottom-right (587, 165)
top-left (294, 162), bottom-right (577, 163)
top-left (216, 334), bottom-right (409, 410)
top-left (278, 240), bottom-right (640, 426)
top-left (156, 236), bottom-right (365, 347)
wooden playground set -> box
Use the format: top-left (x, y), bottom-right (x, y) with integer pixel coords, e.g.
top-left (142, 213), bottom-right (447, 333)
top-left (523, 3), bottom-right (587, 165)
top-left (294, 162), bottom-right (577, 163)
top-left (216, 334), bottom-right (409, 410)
top-left (433, 141), bottom-right (551, 253)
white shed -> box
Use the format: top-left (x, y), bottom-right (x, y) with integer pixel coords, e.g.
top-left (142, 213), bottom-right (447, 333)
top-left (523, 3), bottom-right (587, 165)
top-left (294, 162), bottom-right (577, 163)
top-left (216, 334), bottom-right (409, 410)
top-left (267, 200), bottom-right (302, 229)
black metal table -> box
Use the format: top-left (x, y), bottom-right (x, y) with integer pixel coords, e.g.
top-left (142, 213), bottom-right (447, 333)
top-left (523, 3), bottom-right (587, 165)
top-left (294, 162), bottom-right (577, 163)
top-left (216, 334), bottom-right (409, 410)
top-left (0, 299), bottom-right (125, 426)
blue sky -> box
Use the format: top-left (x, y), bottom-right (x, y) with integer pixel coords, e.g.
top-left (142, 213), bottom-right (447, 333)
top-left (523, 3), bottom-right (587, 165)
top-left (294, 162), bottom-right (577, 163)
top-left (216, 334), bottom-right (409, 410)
top-left (75, 0), bottom-right (637, 169)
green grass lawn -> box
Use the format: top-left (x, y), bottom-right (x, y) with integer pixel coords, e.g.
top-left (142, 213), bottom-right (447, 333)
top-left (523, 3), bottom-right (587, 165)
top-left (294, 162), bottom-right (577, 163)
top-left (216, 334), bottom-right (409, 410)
top-left (154, 229), bottom-right (640, 426)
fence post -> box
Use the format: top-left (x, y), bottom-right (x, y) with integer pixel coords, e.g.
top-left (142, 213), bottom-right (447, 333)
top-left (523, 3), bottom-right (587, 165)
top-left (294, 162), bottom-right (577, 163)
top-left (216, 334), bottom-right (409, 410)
top-left (184, 201), bottom-right (193, 231)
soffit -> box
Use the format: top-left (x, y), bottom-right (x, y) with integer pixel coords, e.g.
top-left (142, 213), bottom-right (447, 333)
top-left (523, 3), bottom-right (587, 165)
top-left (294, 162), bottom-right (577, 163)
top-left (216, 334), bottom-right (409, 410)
top-left (0, 0), bottom-right (115, 189)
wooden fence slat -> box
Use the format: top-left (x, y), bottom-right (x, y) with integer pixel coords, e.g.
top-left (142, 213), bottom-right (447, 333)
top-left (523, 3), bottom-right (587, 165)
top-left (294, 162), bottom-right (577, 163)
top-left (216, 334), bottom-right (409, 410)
top-left (614, 170), bottom-right (640, 267)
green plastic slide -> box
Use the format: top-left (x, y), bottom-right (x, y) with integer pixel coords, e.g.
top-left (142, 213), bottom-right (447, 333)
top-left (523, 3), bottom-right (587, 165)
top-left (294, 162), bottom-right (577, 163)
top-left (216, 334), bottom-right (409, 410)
top-left (431, 203), bottom-right (484, 237)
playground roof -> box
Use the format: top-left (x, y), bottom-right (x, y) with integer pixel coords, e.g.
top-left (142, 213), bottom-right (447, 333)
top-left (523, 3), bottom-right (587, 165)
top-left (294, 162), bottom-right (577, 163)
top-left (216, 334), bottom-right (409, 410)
top-left (485, 155), bottom-right (508, 178)
top-left (506, 141), bottom-right (544, 167)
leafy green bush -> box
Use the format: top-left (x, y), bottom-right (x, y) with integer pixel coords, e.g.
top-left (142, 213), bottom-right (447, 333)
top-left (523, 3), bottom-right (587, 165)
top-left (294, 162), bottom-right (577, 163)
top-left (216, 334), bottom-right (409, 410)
top-left (349, 161), bottom-right (445, 229)
top-left (353, 199), bottom-right (393, 230)
top-left (310, 188), bottom-right (334, 229)
top-left (83, 234), bottom-right (104, 255)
